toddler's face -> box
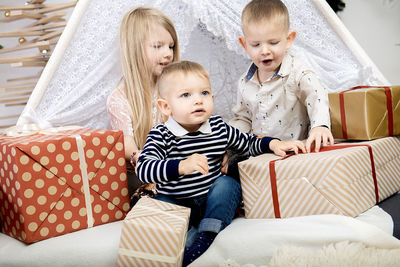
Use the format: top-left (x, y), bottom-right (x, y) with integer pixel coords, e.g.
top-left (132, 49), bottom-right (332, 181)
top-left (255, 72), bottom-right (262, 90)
top-left (241, 19), bottom-right (294, 82)
top-left (145, 25), bottom-right (174, 78)
top-left (159, 73), bottom-right (214, 132)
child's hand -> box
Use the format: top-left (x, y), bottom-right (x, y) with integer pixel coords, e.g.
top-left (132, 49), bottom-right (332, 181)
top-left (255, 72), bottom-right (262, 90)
top-left (221, 152), bottom-right (228, 174)
top-left (179, 153), bottom-right (209, 175)
top-left (306, 126), bottom-right (334, 153)
top-left (131, 150), bottom-right (141, 171)
top-left (269, 139), bottom-right (306, 157)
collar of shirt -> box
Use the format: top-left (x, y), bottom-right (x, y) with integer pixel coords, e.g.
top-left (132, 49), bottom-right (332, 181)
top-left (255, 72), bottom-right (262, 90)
top-left (245, 53), bottom-right (292, 83)
top-left (164, 116), bottom-right (212, 136)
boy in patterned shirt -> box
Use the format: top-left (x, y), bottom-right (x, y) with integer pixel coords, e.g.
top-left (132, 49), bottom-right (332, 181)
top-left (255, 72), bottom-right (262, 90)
top-left (230, 0), bottom-right (334, 153)
top-left (136, 60), bottom-right (305, 266)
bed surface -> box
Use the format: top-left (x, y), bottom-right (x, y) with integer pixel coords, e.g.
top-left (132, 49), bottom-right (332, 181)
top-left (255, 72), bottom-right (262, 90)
top-left (1, 199), bottom-right (399, 267)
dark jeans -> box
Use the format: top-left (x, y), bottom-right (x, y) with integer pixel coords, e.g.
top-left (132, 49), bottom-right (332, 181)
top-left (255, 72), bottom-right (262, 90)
top-left (154, 175), bottom-right (242, 247)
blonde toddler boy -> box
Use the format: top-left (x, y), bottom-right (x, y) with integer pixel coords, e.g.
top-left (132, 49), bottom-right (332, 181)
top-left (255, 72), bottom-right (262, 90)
top-left (136, 60), bottom-right (305, 266)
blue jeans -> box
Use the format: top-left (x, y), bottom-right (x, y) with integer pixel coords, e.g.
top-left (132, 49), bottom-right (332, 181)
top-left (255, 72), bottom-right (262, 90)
top-left (154, 175), bottom-right (241, 247)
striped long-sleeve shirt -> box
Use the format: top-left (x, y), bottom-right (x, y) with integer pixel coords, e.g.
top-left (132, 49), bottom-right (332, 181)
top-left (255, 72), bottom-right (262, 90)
top-left (136, 115), bottom-right (275, 199)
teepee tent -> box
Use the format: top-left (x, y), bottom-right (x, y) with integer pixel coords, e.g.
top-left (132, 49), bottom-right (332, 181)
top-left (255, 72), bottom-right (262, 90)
top-left (16, 0), bottom-right (389, 130)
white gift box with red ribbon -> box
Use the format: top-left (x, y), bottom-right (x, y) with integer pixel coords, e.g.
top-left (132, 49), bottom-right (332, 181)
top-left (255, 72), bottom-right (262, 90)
top-left (239, 137), bottom-right (400, 218)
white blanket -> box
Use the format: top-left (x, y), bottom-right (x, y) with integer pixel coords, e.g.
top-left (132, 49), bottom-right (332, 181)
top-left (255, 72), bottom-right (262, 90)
top-left (0, 221), bottom-right (122, 267)
top-left (0, 206), bottom-right (398, 266)
top-left (191, 206), bottom-right (400, 266)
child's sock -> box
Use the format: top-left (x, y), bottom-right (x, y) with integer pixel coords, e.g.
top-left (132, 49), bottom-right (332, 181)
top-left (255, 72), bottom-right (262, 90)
top-left (182, 231), bottom-right (217, 266)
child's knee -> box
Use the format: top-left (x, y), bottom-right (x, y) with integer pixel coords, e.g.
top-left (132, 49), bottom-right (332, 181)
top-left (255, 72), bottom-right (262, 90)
top-left (210, 176), bottom-right (242, 203)
top-left (216, 175), bottom-right (241, 191)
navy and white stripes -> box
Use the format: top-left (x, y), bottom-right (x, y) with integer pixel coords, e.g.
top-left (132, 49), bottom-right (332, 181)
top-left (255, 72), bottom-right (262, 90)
top-left (137, 115), bottom-right (274, 199)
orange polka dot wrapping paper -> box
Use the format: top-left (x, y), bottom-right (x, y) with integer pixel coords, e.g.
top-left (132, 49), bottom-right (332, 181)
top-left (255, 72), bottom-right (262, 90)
top-left (0, 128), bottom-right (130, 243)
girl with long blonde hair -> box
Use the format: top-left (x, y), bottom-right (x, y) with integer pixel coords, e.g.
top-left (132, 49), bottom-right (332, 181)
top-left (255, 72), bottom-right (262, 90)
top-left (107, 7), bottom-right (179, 196)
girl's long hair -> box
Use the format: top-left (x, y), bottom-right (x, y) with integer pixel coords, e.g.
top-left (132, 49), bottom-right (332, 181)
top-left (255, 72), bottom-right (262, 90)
top-left (119, 7), bottom-right (179, 148)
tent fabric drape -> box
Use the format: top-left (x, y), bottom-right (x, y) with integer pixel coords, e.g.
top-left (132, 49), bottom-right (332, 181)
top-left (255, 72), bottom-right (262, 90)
top-left (17, 0), bottom-right (387, 130)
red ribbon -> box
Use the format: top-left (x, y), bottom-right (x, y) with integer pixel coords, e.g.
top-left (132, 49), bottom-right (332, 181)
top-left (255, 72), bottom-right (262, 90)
top-left (269, 160), bottom-right (281, 218)
top-left (339, 86), bottom-right (393, 139)
top-left (269, 144), bottom-right (379, 218)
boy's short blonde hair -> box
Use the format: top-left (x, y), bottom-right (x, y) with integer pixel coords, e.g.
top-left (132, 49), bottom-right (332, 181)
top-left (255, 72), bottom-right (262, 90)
top-left (157, 61), bottom-right (210, 97)
top-left (242, 0), bottom-right (290, 32)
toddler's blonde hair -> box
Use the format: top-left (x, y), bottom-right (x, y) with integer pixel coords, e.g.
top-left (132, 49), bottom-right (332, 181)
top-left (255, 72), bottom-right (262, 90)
top-left (242, 0), bottom-right (290, 32)
top-left (120, 7), bottom-right (179, 148)
top-left (157, 61), bottom-right (210, 97)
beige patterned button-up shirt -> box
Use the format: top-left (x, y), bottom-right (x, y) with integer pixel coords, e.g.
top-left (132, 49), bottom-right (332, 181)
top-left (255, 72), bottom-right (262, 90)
top-left (230, 53), bottom-right (330, 140)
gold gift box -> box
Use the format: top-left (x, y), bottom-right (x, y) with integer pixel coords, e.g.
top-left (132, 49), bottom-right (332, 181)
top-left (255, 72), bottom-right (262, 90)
top-left (117, 197), bottom-right (190, 267)
top-left (329, 86), bottom-right (400, 140)
top-left (238, 137), bottom-right (400, 219)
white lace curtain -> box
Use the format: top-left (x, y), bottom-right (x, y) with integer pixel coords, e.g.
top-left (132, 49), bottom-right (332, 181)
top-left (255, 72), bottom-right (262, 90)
top-left (17, 0), bottom-right (388, 130)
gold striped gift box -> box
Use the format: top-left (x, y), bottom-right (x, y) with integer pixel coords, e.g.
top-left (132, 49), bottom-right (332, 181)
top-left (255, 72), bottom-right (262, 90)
top-left (239, 136), bottom-right (400, 219)
top-left (117, 197), bottom-right (190, 267)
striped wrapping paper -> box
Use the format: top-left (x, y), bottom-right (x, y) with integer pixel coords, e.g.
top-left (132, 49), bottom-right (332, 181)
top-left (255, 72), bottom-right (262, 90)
top-left (117, 197), bottom-right (190, 267)
top-left (238, 136), bottom-right (400, 219)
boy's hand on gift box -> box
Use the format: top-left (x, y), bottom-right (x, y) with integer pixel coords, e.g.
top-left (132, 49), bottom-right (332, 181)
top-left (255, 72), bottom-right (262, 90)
top-left (179, 153), bottom-right (209, 175)
top-left (269, 139), bottom-right (306, 157)
top-left (306, 126), bottom-right (334, 153)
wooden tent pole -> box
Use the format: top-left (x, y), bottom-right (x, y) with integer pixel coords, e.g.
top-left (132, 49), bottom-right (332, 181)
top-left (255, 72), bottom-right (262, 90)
top-left (17, 0), bottom-right (89, 126)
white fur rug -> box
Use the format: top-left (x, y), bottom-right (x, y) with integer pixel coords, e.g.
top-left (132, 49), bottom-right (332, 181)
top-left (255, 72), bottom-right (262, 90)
top-left (221, 241), bottom-right (400, 267)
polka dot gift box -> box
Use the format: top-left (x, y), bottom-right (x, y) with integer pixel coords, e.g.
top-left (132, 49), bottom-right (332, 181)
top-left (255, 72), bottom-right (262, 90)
top-left (0, 128), bottom-right (130, 243)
